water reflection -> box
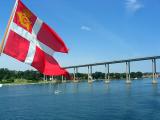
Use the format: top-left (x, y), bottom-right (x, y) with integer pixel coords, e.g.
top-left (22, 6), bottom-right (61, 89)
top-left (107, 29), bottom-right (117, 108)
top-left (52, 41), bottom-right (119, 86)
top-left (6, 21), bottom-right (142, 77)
top-left (152, 84), bottom-right (158, 95)
top-left (104, 83), bottom-right (110, 93)
top-left (72, 83), bottom-right (79, 93)
top-left (88, 83), bottom-right (93, 93)
top-left (125, 84), bottom-right (132, 96)
top-left (61, 83), bottom-right (67, 93)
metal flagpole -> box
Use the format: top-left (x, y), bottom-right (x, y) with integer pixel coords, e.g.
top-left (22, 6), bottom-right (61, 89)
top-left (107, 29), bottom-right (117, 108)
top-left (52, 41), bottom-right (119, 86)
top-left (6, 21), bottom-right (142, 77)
top-left (0, 0), bottom-right (19, 56)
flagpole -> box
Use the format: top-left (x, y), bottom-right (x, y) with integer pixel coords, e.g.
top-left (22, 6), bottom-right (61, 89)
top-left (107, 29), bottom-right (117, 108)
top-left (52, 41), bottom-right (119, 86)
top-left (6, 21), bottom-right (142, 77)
top-left (0, 0), bottom-right (18, 56)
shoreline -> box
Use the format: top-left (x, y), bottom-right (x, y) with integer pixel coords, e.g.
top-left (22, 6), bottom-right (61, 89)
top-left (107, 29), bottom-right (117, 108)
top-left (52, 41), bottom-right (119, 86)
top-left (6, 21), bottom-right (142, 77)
top-left (0, 78), bottom-right (154, 86)
top-left (0, 81), bottom-right (65, 86)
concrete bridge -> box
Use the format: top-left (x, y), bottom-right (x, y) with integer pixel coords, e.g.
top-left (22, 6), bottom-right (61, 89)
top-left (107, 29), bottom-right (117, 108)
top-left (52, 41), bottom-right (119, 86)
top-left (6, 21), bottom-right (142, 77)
top-left (62, 56), bottom-right (160, 84)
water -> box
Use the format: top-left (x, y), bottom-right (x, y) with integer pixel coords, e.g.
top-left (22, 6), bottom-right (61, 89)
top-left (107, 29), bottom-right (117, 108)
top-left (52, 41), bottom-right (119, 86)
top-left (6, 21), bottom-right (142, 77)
top-left (0, 78), bottom-right (160, 120)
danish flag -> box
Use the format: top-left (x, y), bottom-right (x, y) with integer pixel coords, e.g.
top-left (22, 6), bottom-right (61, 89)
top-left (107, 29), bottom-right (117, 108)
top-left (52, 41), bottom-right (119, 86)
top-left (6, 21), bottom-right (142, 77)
top-left (1, 0), bottom-right (69, 77)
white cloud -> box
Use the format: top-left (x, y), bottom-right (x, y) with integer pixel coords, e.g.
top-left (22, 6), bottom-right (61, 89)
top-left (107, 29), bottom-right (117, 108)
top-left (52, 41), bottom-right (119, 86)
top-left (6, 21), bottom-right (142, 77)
top-left (126, 0), bottom-right (144, 13)
top-left (81, 25), bottom-right (91, 31)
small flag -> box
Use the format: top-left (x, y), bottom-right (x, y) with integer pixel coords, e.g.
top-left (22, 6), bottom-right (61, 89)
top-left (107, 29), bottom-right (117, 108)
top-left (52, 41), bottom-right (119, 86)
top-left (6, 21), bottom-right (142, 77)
top-left (2, 0), bottom-right (69, 77)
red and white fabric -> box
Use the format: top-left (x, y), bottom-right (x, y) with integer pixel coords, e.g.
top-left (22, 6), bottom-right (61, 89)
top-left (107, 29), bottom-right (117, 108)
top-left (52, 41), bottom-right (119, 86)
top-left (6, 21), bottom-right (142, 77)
top-left (3, 0), bottom-right (69, 77)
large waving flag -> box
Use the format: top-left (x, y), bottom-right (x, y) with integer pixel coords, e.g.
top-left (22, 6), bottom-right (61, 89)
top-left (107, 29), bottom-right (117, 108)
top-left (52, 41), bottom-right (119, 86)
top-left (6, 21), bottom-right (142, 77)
top-left (1, 0), bottom-right (69, 77)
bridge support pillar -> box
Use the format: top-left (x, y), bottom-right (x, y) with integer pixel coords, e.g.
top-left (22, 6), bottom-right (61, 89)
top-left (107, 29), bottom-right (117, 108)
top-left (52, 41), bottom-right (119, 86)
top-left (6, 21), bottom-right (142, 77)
top-left (73, 67), bottom-right (79, 83)
top-left (105, 64), bottom-right (110, 84)
top-left (126, 62), bottom-right (131, 84)
top-left (73, 68), bottom-right (76, 81)
top-left (62, 75), bottom-right (63, 82)
top-left (43, 75), bottom-right (45, 81)
top-left (88, 66), bottom-right (93, 83)
top-left (62, 76), bottom-right (67, 83)
top-left (43, 75), bottom-right (48, 82)
top-left (152, 59), bottom-right (158, 84)
top-left (51, 76), bottom-right (57, 83)
top-left (73, 67), bottom-right (76, 82)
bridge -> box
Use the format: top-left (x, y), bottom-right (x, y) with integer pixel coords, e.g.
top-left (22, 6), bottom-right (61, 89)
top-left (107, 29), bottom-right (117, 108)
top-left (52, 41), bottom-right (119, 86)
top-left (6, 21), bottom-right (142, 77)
top-left (62, 56), bottom-right (160, 84)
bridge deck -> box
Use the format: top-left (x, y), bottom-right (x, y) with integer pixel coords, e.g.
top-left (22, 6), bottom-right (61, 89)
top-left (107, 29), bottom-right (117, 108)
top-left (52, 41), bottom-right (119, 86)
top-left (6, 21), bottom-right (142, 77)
top-left (64, 56), bottom-right (160, 69)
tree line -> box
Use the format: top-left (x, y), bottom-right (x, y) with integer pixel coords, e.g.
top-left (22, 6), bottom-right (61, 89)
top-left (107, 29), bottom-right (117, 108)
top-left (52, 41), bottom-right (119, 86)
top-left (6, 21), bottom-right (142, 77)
top-left (0, 68), bottom-right (143, 83)
top-left (73, 71), bottom-right (143, 80)
top-left (0, 68), bottom-right (43, 83)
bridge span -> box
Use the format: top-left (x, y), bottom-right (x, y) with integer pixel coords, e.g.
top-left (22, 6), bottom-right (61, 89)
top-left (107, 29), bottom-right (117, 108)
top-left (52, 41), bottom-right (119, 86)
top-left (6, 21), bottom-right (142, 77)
top-left (63, 56), bottom-right (160, 84)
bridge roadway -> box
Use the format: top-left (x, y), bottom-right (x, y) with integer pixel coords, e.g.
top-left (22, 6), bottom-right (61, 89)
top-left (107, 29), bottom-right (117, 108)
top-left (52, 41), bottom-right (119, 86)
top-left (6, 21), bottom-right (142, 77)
top-left (62, 56), bottom-right (160, 84)
top-left (64, 56), bottom-right (160, 69)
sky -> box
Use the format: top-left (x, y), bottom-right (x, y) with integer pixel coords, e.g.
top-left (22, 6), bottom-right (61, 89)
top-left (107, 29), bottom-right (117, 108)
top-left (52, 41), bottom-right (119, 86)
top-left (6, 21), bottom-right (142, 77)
top-left (0, 0), bottom-right (160, 73)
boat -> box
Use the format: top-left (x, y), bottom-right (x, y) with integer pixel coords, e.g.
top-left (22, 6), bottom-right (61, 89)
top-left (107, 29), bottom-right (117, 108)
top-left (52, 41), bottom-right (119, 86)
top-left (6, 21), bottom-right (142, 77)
top-left (54, 83), bottom-right (62, 94)
top-left (0, 84), bottom-right (3, 87)
top-left (54, 90), bottom-right (62, 94)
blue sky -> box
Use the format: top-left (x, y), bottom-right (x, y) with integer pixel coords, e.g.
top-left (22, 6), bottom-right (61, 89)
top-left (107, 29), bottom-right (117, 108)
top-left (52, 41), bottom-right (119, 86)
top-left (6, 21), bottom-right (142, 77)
top-left (0, 0), bottom-right (160, 73)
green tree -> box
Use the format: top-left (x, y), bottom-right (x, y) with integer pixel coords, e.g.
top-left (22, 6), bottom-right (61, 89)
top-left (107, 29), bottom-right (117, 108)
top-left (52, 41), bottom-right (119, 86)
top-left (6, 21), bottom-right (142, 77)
top-left (130, 72), bottom-right (136, 78)
top-left (136, 72), bottom-right (143, 78)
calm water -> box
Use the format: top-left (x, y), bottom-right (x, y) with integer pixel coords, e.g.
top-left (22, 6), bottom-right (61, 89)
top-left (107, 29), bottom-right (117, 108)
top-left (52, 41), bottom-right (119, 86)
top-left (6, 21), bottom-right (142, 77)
top-left (0, 79), bottom-right (160, 120)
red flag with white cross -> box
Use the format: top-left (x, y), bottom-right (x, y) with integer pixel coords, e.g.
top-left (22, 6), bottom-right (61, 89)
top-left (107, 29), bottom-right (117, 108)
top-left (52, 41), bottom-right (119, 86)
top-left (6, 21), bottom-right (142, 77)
top-left (1, 0), bottom-right (70, 77)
